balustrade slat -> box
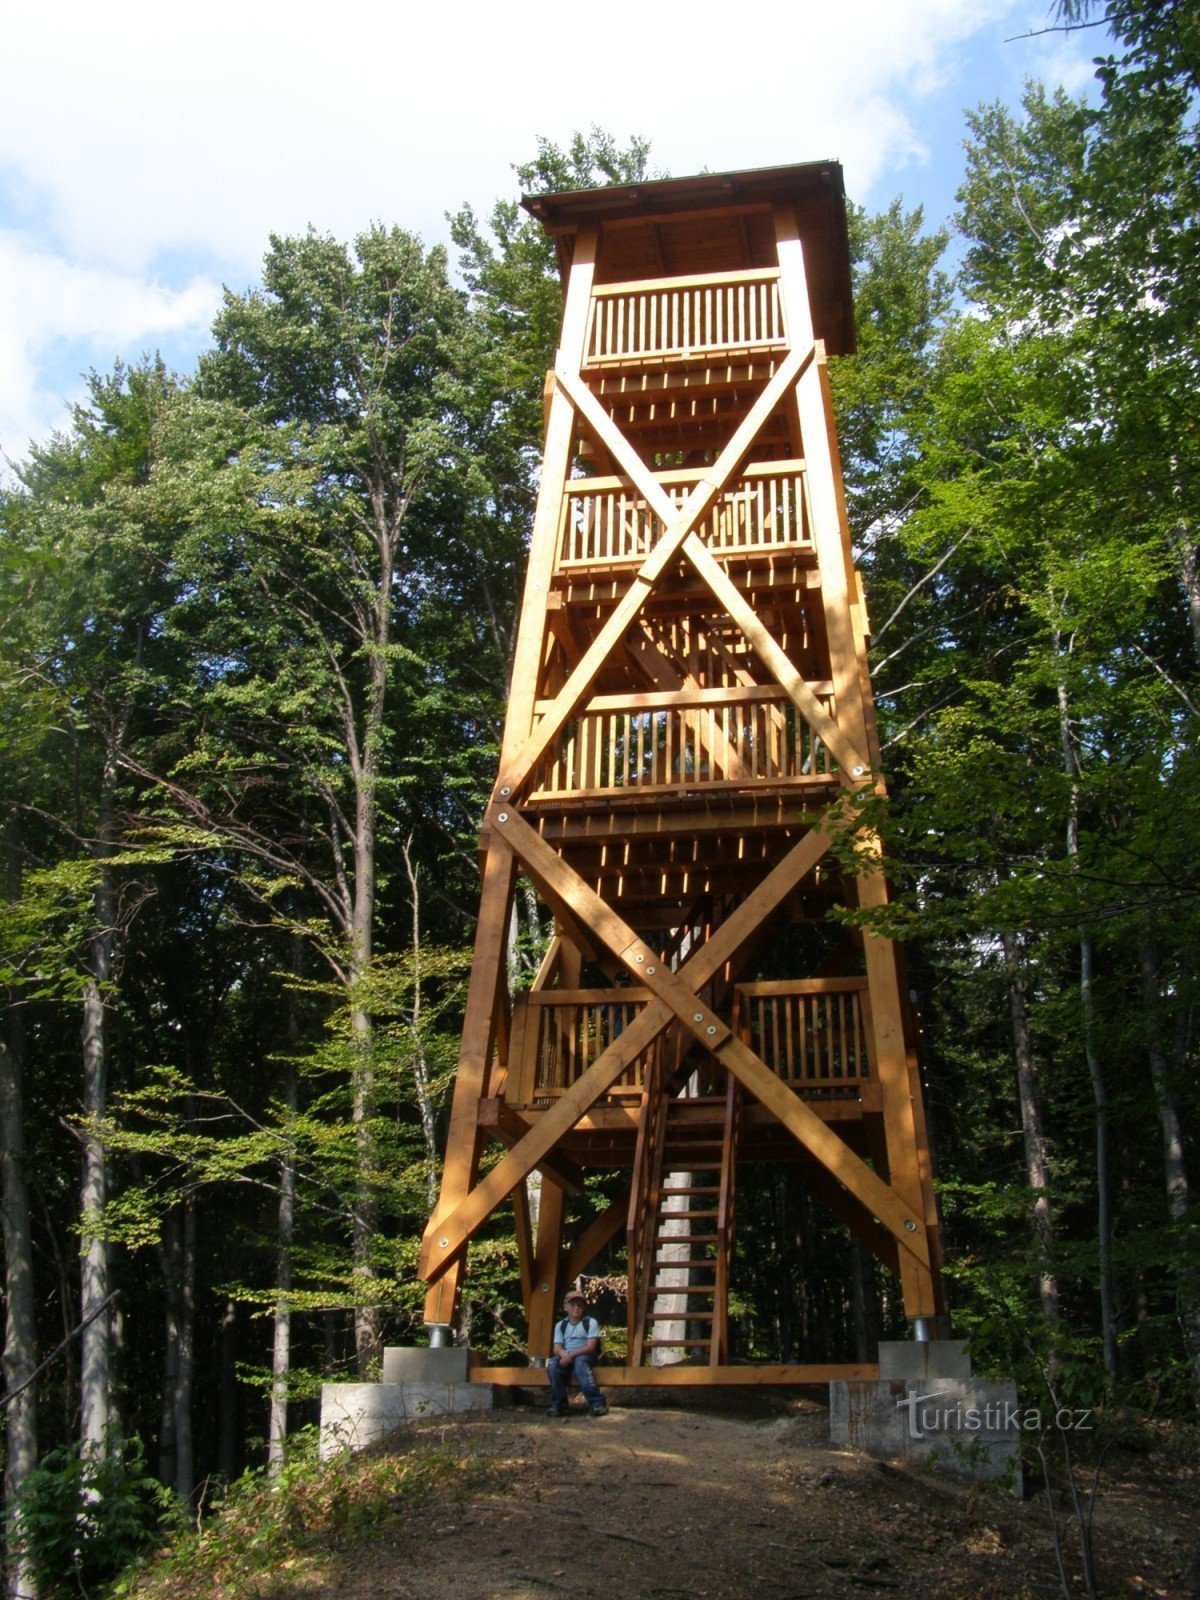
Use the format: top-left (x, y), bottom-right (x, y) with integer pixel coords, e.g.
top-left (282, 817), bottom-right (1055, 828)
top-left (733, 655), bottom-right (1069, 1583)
top-left (558, 466), bottom-right (811, 570)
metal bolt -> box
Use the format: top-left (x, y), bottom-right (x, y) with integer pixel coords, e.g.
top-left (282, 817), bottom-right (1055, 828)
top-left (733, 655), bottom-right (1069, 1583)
top-left (904, 1220), bottom-right (917, 1232)
top-left (438, 1237), bottom-right (449, 1248)
top-left (634, 953), bottom-right (644, 963)
top-left (497, 812), bottom-right (508, 822)
top-left (646, 966), bottom-right (656, 975)
top-left (706, 1025), bottom-right (717, 1036)
top-left (541, 1283), bottom-right (550, 1293)
top-left (853, 765), bottom-right (865, 777)
top-left (500, 786), bottom-right (510, 796)
top-left (693, 1012), bottom-right (704, 1023)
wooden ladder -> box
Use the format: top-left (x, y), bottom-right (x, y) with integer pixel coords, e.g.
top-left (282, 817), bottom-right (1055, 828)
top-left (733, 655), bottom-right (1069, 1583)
top-left (629, 1072), bottom-right (741, 1366)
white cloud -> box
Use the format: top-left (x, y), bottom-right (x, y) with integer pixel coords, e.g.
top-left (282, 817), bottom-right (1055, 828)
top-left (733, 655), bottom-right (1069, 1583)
top-left (0, 0), bottom-right (1100, 465)
top-left (0, 233), bottom-right (219, 468)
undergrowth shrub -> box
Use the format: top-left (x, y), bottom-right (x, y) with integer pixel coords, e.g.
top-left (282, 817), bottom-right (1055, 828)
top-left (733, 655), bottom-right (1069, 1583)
top-left (129, 1427), bottom-right (492, 1599)
top-left (8, 1430), bottom-right (172, 1600)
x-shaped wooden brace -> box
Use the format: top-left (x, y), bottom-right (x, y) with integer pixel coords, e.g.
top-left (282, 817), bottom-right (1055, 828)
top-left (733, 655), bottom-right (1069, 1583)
top-left (418, 805), bottom-right (930, 1282)
top-left (492, 345), bottom-right (873, 805)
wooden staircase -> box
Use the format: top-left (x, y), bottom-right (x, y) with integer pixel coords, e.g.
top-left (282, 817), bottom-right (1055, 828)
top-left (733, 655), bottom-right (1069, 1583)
top-left (628, 1069), bottom-right (741, 1366)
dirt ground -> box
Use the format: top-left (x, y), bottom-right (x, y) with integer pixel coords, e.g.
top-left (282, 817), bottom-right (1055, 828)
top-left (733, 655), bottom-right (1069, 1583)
top-left (311, 1394), bottom-right (1198, 1600)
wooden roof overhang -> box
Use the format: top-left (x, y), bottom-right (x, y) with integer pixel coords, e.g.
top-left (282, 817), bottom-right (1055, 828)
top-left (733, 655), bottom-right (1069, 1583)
top-left (521, 160), bottom-right (856, 357)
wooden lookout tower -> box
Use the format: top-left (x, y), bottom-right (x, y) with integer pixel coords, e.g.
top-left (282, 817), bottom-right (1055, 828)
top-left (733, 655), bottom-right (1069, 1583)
top-left (419, 163), bottom-right (947, 1383)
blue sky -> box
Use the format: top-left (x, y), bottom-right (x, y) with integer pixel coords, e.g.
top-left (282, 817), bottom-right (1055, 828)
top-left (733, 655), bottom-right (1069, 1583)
top-left (1, 0), bottom-right (1106, 474)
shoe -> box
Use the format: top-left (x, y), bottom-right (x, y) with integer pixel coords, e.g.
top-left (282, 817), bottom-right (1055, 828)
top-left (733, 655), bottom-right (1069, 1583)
top-left (590, 1402), bottom-right (608, 1417)
top-left (548, 1403), bottom-right (566, 1418)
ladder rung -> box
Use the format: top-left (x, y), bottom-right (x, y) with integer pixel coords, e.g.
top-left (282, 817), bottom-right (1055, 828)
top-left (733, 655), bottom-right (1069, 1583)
top-left (657, 1210), bottom-right (718, 1220)
top-left (660, 1186), bottom-right (720, 1195)
top-left (646, 1285), bottom-right (716, 1295)
top-left (651, 1259), bottom-right (717, 1271)
top-left (644, 1338), bottom-right (712, 1348)
top-left (645, 1310), bottom-right (714, 1320)
top-left (654, 1232), bottom-right (719, 1244)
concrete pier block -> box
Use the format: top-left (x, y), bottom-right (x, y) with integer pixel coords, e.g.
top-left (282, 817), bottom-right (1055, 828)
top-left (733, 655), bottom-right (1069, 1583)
top-left (381, 1345), bottom-right (469, 1384)
top-left (830, 1377), bottom-right (1022, 1487)
top-left (877, 1339), bottom-right (972, 1382)
top-left (319, 1379), bottom-right (492, 1459)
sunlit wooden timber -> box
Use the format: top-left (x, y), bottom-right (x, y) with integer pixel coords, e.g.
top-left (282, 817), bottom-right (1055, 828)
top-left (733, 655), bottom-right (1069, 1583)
top-left (421, 163), bottom-right (946, 1374)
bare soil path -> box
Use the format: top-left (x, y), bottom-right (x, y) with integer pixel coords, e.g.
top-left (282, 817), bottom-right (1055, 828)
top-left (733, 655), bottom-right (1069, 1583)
top-left (309, 1396), bottom-right (1197, 1600)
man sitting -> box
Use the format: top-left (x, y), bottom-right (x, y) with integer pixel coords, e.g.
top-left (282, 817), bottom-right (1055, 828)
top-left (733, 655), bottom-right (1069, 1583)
top-left (548, 1290), bottom-right (608, 1417)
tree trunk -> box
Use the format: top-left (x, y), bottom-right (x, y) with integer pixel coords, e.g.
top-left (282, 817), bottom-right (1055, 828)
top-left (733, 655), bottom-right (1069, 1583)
top-left (157, 1213), bottom-right (179, 1485)
top-left (1140, 926), bottom-right (1200, 1402)
top-left (1079, 928), bottom-right (1118, 1382)
top-left (402, 839), bottom-right (440, 1214)
top-left (80, 963), bottom-right (111, 1454)
top-left (80, 736), bottom-right (121, 1456)
top-left (1003, 931), bottom-right (1061, 1325)
top-left (347, 525), bottom-right (396, 1376)
top-left (2, 1027), bottom-right (38, 1600)
top-left (173, 1193), bottom-right (196, 1504)
top-left (268, 1061), bottom-right (298, 1484)
top-left (1168, 479), bottom-right (1200, 668)
top-left (1057, 669), bottom-right (1117, 1382)
top-left (2, 815), bottom-right (38, 1599)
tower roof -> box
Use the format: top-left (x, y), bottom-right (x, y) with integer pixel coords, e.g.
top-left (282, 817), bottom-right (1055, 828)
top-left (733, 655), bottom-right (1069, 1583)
top-left (522, 161), bottom-right (855, 355)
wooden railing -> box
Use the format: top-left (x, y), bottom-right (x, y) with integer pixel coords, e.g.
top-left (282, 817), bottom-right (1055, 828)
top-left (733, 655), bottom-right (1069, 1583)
top-left (584, 268), bottom-right (786, 367)
top-left (530, 685), bottom-right (837, 801)
top-left (506, 990), bottom-right (652, 1104)
top-left (557, 460), bottom-right (812, 570)
top-left (735, 979), bottom-right (872, 1094)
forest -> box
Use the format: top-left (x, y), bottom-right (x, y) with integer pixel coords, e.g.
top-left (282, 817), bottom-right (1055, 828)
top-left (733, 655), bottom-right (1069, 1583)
top-left (1, 1), bottom-right (1197, 1593)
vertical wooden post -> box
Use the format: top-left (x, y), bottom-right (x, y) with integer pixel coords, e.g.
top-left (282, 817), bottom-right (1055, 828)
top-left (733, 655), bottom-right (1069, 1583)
top-left (421, 838), bottom-right (517, 1329)
top-left (775, 202), bottom-right (939, 1320)
top-left (527, 1179), bottom-right (566, 1359)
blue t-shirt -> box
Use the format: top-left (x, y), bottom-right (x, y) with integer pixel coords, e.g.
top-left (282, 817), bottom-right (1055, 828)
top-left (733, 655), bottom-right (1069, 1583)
top-left (555, 1314), bottom-right (600, 1355)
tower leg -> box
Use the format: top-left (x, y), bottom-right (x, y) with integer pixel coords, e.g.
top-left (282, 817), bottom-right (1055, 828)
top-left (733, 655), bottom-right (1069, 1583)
top-left (526, 1180), bottom-right (566, 1362)
top-left (422, 838), bottom-right (516, 1337)
top-left (858, 875), bottom-right (942, 1322)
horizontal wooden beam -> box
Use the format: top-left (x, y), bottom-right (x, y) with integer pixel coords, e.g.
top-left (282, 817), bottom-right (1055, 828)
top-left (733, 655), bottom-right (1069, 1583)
top-left (568, 457), bottom-right (805, 493)
top-left (738, 978), bottom-right (869, 996)
top-left (467, 1362), bottom-right (880, 1387)
top-left (591, 266), bottom-right (781, 297)
top-left (536, 800), bottom-right (819, 841)
top-left (533, 681), bottom-right (833, 715)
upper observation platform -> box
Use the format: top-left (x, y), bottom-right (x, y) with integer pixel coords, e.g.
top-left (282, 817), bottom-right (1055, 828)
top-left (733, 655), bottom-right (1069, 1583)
top-left (522, 161), bottom-right (856, 360)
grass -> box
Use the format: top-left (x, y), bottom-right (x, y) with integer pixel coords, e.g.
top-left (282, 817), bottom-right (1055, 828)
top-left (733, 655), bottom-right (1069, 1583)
top-left (123, 1427), bottom-right (495, 1600)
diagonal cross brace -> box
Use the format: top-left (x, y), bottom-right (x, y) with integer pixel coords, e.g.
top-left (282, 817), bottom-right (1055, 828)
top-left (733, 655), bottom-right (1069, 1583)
top-left (418, 808), bottom-right (931, 1280)
top-left (558, 364), bottom-right (870, 777)
top-left (495, 342), bottom-right (820, 802)
top-left (419, 819), bottom-right (834, 1279)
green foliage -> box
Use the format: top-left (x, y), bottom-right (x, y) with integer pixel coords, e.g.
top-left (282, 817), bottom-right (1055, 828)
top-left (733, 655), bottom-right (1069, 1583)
top-left (9, 1432), bottom-right (172, 1600)
top-left (131, 1430), bottom-right (492, 1600)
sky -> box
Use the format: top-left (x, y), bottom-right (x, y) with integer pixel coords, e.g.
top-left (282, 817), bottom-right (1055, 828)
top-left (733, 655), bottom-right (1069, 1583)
top-left (1, 0), bottom-right (1106, 475)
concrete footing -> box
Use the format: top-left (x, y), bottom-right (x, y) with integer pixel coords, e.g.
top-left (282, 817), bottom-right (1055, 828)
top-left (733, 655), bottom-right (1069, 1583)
top-left (319, 1347), bottom-right (492, 1459)
top-left (830, 1341), bottom-right (1022, 1488)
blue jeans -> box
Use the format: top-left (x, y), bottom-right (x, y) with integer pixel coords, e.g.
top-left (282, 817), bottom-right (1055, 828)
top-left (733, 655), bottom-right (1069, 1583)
top-left (548, 1354), bottom-right (604, 1407)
